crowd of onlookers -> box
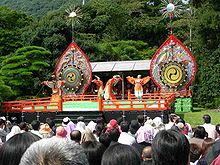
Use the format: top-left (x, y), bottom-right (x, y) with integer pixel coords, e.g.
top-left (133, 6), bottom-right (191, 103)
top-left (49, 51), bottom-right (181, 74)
top-left (0, 113), bottom-right (220, 165)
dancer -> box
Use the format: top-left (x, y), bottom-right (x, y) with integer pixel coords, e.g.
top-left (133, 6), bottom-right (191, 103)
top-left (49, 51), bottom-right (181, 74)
top-left (127, 75), bottom-right (151, 100)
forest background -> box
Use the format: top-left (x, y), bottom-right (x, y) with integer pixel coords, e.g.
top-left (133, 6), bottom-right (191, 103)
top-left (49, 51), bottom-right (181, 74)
top-left (0, 0), bottom-right (219, 109)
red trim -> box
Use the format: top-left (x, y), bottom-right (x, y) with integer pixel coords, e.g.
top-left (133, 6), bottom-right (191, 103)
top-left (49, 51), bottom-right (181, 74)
top-left (54, 42), bottom-right (92, 94)
top-left (150, 34), bottom-right (196, 91)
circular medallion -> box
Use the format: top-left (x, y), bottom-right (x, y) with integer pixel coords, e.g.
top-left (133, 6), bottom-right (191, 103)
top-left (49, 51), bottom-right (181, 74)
top-left (60, 65), bottom-right (83, 91)
top-left (161, 62), bottom-right (186, 88)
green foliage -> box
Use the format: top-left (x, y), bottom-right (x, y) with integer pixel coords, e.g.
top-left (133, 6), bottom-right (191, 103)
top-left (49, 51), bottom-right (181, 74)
top-left (0, 6), bottom-right (31, 56)
top-left (0, 46), bottom-right (52, 98)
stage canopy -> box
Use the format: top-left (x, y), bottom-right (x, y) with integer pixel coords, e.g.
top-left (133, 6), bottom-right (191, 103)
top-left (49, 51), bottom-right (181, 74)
top-left (90, 60), bottom-right (151, 72)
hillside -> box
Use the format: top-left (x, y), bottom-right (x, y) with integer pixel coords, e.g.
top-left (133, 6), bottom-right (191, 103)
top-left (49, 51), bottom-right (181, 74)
top-left (0, 0), bottom-right (82, 17)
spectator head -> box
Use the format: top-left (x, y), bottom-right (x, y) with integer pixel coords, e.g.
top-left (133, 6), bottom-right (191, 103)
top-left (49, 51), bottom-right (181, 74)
top-left (108, 128), bottom-right (120, 142)
top-left (215, 124), bottom-right (220, 135)
top-left (106, 119), bottom-right (119, 133)
top-left (81, 128), bottom-right (97, 144)
top-left (45, 118), bottom-right (55, 129)
top-left (62, 117), bottom-right (70, 127)
top-left (0, 132), bottom-right (41, 165)
top-left (120, 121), bottom-right (129, 133)
top-left (31, 120), bottom-right (41, 131)
top-left (70, 130), bottom-right (81, 143)
top-left (190, 143), bottom-right (201, 163)
top-left (152, 129), bottom-right (190, 165)
top-left (39, 123), bottom-right (53, 138)
top-left (142, 146), bottom-right (152, 161)
top-left (203, 114), bottom-right (211, 124)
top-left (77, 116), bottom-right (85, 122)
top-left (0, 119), bottom-right (5, 128)
top-left (193, 126), bottom-right (208, 139)
top-left (19, 122), bottom-right (28, 132)
top-left (96, 117), bottom-right (105, 125)
top-left (137, 115), bottom-right (144, 126)
top-left (129, 120), bottom-right (140, 135)
top-left (81, 141), bottom-right (106, 165)
top-left (169, 114), bottom-right (179, 123)
top-left (101, 143), bottom-right (141, 165)
top-left (55, 126), bottom-right (67, 138)
top-left (99, 133), bottom-right (111, 148)
top-left (19, 138), bottom-right (89, 165)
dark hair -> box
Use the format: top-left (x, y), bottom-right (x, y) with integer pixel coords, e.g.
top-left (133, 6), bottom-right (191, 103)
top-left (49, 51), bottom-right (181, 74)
top-left (215, 124), bottom-right (220, 135)
top-left (70, 130), bottom-right (81, 143)
top-left (190, 143), bottom-right (201, 163)
top-left (0, 132), bottom-right (41, 165)
top-left (129, 120), bottom-right (140, 135)
top-left (151, 129), bottom-right (190, 165)
top-left (120, 121), bottom-right (129, 132)
top-left (203, 114), bottom-right (211, 123)
top-left (200, 138), bottom-right (215, 158)
top-left (108, 128), bottom-right (120, 142)
top-left (99, 133), bottom-right (111, 148)
top-left (101, 143), bottom-right (141, 165)
top-left (31, 120), bottom-right (40, 130)
top-left (95, 123), bottom-right (105, 137)
top-left (81, 141), bottom-right (106, 165)
top-left (19, 122), bottom-right (28, 131)
top-left (193, 126), bottom-right (208, 139)
top-left (137, 115), bottom-right (144, 126)
top-left (175, 118), bottom-right (185, 125)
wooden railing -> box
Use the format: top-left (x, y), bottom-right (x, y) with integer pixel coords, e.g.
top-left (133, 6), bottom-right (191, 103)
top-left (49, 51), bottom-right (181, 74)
top-left (99, 93), bottom-right (175, 111)
top-left (63, 95), bottom-right (98, 102)
top-left (2, 97), bottom-right (62, 113)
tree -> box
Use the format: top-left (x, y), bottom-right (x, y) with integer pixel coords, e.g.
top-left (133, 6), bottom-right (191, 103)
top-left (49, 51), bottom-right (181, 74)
top-left (0, 46), bottom-right (52, 98)
top-left (0, 6), bottom-right (31, 57)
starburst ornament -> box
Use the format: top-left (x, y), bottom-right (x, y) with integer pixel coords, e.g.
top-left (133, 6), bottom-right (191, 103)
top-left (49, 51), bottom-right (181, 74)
top-left (160, 0), bottom-right (186, 18)
top-left (65, 6), bottom-right (83, 24)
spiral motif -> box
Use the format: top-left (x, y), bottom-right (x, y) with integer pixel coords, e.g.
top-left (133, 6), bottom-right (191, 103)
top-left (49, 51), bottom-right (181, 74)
top-left (164, 65), bottom-right (182, 84)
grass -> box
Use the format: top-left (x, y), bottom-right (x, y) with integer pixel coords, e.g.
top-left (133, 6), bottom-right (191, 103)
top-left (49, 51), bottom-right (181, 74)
top-left (177, 108), bottom-right (220, 128)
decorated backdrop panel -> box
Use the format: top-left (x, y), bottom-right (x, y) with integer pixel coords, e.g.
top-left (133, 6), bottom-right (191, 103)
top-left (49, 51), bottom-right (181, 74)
top-left (150, 35), bottom-right (196, 93)
top-left (54, 42), bottom-right (92, 96)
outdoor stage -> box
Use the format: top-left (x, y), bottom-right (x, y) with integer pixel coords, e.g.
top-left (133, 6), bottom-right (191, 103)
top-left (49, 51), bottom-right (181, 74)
top-left (1, 93), bottom-right (175, 123)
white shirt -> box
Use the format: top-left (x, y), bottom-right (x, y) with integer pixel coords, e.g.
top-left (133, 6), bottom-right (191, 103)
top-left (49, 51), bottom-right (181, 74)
top-left (118, 132), bottom-right (136, 145)
top-left (202, 123), bottom-right (217, 139)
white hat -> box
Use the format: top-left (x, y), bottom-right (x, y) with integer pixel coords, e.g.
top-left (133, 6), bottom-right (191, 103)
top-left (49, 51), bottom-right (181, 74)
top-left (0, 117), bottom-right (6, 121)
top-left (62, 117), bottom-right (70, 127)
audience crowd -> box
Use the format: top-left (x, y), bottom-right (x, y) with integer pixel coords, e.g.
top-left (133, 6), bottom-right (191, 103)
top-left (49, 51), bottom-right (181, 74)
top-left (0, 113), bottom-right (219, 165)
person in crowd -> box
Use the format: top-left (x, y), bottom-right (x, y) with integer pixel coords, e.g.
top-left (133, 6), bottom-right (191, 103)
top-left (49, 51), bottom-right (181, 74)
top-left (189, 143), bottom-right (201, 165)
top-left (165, 113), bottom-right (179, 130)
top-left (46, 117), bottom-right (56, 134)
top-left (137, 115), bottom-right (145, 126)
top-left (81, 128), bottom-right (97, 144)
top-left (62, 117), bottom-right (76, 138)
top-left (215, 124), bottom-right (220, 141)
top-left (101, 143), bottom-right (141, 165)
top-left (6, 125), bottom-right (21, 141)
top-left (99, 132), bottom-right (112, 148)
top-left (210, 154), bottom-right (220, 165)
top-left (197, 138), bottom-right (215, 165)
top-left (77, 116), bottom-right (85, 123)
top-left (0, 119), bottom-right (8, 143)
top-left (118, 121), bottom-right (136, 145)
top-left (19, 122), bottom-right (28, 133)
top-left (70, 130), bottom-right (82, 143)
top-left (30, 120), bottom-right (43, 138)
top-left (201, 114), bottom-right (217, 139)
top-left (39, 123), bottom-right (53, 138)
top-left (19, 138), bottom-right (89, 165)
top-left (141, 146), bottom-right (152, 165)
top-left (108, 128), bottom-right (120, 146)
top-left (152, 117), bottom-right (165, 136)
top-left (55, 126), bottom-right (67, 139)
top-left (105, 119), bottom-right (120, 133)
top-left (81, 141), bottom-right (106, 165)
top-left (0, 132), bottom-right (41, 165)
top-left (205, 138), bottom-right (220, 164)
top-left (129, 120), bottom-right (140, 137)
top-left (151, 129), bottom-right (190, 165)
top-left (75, 121), bottom-right (86, 135)
top-left (189, 126), bottom-right (208, 149)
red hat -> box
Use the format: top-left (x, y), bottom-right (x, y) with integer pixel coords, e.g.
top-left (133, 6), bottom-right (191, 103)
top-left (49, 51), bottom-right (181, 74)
top-left (56, 126), bottom-right (67, 138)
